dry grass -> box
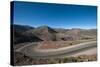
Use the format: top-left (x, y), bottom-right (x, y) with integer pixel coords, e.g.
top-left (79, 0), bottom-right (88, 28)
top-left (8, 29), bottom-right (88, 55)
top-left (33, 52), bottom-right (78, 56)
top-left (14, 52), bottom-right (97, 66)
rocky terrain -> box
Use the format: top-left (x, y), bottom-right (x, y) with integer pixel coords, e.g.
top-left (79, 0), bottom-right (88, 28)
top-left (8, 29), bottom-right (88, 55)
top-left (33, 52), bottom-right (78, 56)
top-left (11, 24), bottom-right (97, 66)
top-left (14, 52), bottom-right (97, 66)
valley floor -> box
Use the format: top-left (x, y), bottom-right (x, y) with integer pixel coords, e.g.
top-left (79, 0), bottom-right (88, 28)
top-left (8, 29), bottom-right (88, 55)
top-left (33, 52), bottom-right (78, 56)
top-left (13, 40), bottom-right (97, 66)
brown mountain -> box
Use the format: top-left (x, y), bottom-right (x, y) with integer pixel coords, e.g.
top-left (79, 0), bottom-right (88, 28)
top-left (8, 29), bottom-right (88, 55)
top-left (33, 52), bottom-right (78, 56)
top-left (55, 28), bottom-right (97, 41)
top-left (12, 24), bottom-right (42, 44)
top-left (25, 26), bottom-right (57, 41)
top-left (12, 24), bottom-right (97, 44)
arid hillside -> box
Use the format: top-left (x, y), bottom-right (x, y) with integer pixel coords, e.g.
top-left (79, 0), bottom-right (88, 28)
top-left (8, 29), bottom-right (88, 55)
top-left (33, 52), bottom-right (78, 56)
top-left (12, 24), bottom-right (97, 44)
top-left (12, 24), bottom-right (97, 66)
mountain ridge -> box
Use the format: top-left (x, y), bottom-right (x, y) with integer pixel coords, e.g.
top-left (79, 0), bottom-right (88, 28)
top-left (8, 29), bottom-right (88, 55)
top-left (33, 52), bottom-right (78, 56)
top-left (12, 24), bottom-right (97, 44)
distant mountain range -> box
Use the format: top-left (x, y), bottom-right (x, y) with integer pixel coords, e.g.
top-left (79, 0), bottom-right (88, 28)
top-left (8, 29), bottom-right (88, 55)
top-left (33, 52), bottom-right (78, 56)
top-left (12, 24), bottom-right (97, 44)
top-left (13, 24), bottom-right (34, 31)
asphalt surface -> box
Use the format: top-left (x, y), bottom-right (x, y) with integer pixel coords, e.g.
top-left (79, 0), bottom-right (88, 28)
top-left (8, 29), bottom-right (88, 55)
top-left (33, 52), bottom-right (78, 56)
top-left (15, 41), bottom-right (97, 59)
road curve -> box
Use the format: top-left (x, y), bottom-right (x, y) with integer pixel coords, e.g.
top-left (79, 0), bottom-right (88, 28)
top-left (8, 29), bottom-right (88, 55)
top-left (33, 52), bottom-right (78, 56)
top-left (15, 41), bottom-right (97, 58)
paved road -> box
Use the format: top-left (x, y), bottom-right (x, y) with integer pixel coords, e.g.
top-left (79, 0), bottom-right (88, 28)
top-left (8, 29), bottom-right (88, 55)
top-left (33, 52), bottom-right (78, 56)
top-left (70, 47), bottom-right (97, 57)
top-left (15, 41), bottom-right (97, 59)
top-left (15, 42), bottom-right (38, 52)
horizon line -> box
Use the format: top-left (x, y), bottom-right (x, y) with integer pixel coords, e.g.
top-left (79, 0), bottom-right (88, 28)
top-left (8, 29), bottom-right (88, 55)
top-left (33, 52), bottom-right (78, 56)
top-left (13, 23), bottom-right (97, 29)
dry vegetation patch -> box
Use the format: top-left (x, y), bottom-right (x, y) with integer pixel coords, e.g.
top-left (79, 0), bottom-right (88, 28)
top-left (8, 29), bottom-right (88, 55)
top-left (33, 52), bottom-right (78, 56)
top-left (14, 52), bottom-right (97, 66)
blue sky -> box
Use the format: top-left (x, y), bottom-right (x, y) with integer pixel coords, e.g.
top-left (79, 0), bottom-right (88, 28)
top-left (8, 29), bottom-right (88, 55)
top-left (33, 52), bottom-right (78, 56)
top-left (13, 1), bottom-right (97, 29)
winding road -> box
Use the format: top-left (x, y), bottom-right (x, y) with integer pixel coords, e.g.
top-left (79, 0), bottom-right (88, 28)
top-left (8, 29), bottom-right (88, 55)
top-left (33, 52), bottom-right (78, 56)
top-left (15, 41), bottom-right (97, 59)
